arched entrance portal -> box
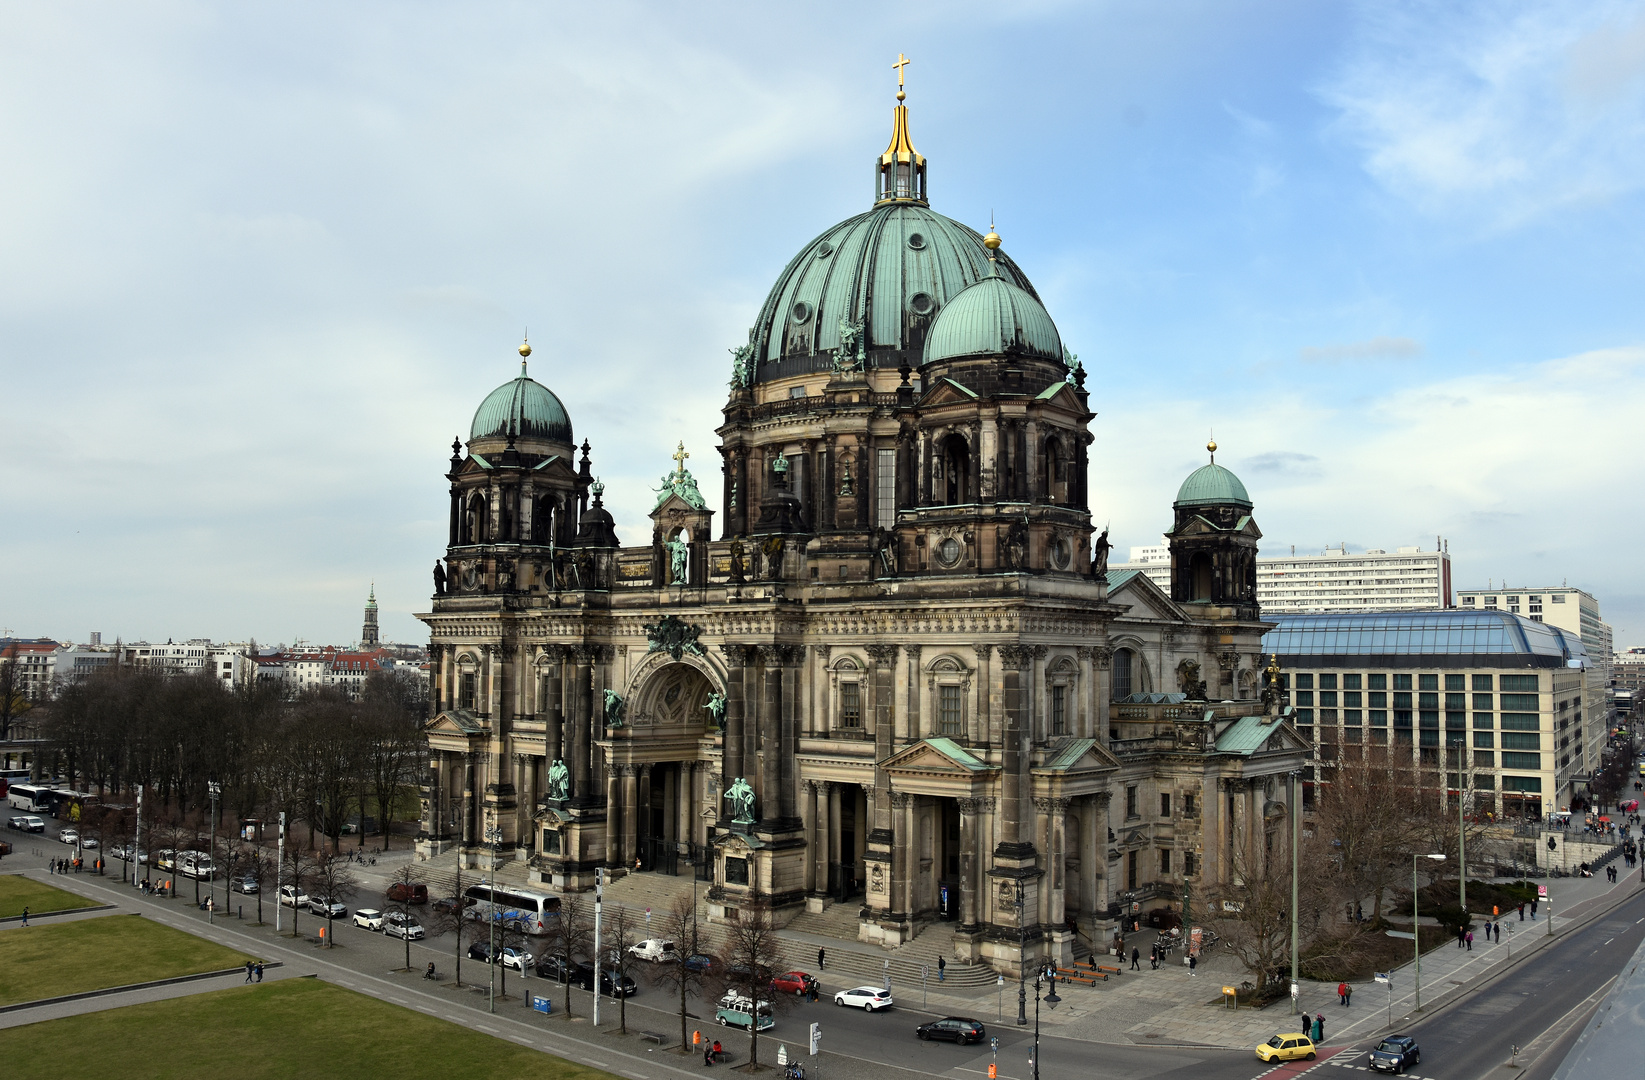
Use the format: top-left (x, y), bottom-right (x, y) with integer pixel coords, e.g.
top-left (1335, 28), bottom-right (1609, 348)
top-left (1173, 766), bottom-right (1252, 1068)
top-left (618, 661), bottom-right (719, 876)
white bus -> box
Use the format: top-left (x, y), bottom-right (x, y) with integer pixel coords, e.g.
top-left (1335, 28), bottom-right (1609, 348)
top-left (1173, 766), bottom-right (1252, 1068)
top-left (462, 883), bottom-right (561, 936)
top-left (6, 783), bottom-right (54, 813)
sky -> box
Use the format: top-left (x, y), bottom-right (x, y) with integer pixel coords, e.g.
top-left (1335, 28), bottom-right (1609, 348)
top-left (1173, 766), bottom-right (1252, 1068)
top-left (3, 0), bottom-right (1645, 649)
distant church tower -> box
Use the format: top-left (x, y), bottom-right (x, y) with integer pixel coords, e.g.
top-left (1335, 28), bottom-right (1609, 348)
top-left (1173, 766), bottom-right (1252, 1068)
top-left (361, 584), bottom-right (380, 647)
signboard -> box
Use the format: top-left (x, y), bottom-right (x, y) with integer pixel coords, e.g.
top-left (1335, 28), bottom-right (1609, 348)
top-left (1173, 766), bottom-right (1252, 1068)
top-left (1290, 983), bottom-right (1300, 999)
top-left (1189, 927), bottom-right (1204, 957)
top-left (1374, 972), bottom-right (1390, 985)
top-left (1221, 985), bottom-right (1237, 996)
top-left (1538, 884), bottom-right (1548, 898)
top-left (532, 994), bottom-right (553, 1014)
top-left (809, 1023), bottom-right (820, 1056)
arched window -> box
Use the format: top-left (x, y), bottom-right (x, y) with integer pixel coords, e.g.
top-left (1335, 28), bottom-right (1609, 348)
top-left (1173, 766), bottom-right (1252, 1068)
top-left (1043, 435), bottom-right (1067, 505)
top-left (1112, 648), bottom-right (1134, 701)
top-left (1190, 552), bottom-right (1213, 601)
top-left (939, 433), bottom-right (970, 505)
top-left (462, 494), bottom-right (489, 545)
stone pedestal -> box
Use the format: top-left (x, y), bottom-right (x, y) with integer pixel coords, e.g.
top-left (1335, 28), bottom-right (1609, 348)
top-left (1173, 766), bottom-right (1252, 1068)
top-left (707, 824), bottom-right (808, 928)
top-left (534, 801), bottom-right (608, 891)
top-left (980, 852), bottom-right (1045, 977)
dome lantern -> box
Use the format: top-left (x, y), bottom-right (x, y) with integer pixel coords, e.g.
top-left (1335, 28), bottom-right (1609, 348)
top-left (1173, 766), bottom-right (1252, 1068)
top-left (875, 53), bottom-right (927, 206)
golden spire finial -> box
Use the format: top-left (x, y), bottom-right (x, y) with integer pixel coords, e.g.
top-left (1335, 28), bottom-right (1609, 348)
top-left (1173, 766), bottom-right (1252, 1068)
top-left (1208, 431), bottom-right (1217, 462)
top-left (893, 53), bottom-right (911, 101)
top-left (984, 210), bottom-right (1000, 251)
top-left (518, 330), bottom-right (531, 375)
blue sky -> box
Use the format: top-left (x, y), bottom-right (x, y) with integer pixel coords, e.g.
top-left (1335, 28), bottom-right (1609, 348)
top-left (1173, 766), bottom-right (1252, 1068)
top-left (3, 0), bottom-right (1643, 648)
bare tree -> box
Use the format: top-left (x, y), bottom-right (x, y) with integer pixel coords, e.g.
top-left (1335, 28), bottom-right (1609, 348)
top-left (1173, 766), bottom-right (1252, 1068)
top-left (545, 894), bottom-right (593, 1019)
top-left (648, 891), bottom-right (712, 1051)
top-left (309, 850), bottom-right (359, 947)
top-left (1208, 828), bottom-right (1318, 995)
top-left (425, 862), bottom-right (474, 987)
top-left (361, 670), bottom-right (426, 850)
top-left (719, 904), bottom-right (787, 1067)
top-left (603, 903), bottom-right (641, 1034)
top-left (0, 645), bottom-right (35, 742)
top-left (387, 862), bottom-right (429, 972)
top-left (241, 845), bottom-right (271, 925)
top-left (283, 845), bottom-right (321, 938)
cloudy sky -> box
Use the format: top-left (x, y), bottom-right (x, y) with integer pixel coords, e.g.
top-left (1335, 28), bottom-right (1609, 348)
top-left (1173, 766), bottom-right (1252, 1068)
top-left (4, 0), bottom-right (1644, 649)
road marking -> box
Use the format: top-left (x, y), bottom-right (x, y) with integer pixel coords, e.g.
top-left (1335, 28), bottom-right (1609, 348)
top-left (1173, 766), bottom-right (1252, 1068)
top-left (476, 1024), bottom-right (499, 1033)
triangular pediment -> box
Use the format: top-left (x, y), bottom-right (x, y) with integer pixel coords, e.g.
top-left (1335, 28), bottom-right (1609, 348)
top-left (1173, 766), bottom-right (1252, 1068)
top-left (651, 492), bottom-right (712, 519)
top-left (1036, 736), bottom-right (1121, 775)
top-left (880, 737), bottom-right (998, 777)
top-left (1107, 568), bottom-right (1195, 623)
top-left (1032, 381), bottom-right (1083, 410)
top-left (920, 378), bottom-right (980, 407)
top-left (425, 709), bottom-right (486, 737)
top-left (1214, 714), bottom-right (1311, 757)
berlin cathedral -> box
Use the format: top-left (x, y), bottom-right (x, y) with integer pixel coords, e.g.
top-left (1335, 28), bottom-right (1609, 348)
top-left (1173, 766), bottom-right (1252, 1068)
top-left (418, 69), bottom-right (1307, 972)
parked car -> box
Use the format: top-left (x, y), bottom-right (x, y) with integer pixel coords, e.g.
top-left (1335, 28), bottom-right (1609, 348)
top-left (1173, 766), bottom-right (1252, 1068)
top-left (535, 955), bottom-right (581, 983)
top-left (716, 992), bottom-right (774, 1031)
top-left (628, 938), bottom-right (679, 963)
top-left (498, 946), bottom-right (535, 971)
top-left (308, 896), bottom-right (347, 919)
top-left (834, 986), bottom-right (894, 1012)
top-left (683, 953), bottom-right (715, 973)
top-left (916, 1017), bottom-right (987, 1044)
top-left (1255, 1034), bottom-right (1317, 1063)
top-left (1367, 1036), bottom-right (1420, 1073)
top-left (433, 895), bottom-right (474, 916)
top-left (575, 964), bottom-right (638, 996)
top-left (59, 829), bottom-right (80, 845)
top-left (278, 884), bottom-right (309, 908)
top-left (384, 911), bottom-right (425, 940)
top-left (468, 941), bottom-right (499, 964)
top-left (179, 854), bottom-right (216, 880)
top-left (353, 908), bottom-right (386, 931)
top-left (234, 875), bottom-right (260, 894)
top-left (79, 837), bottom-right (100, 850)
top-left (387, 881), bottom-right (428, 905)
top-left (770, 970), bottom-right (817, 996)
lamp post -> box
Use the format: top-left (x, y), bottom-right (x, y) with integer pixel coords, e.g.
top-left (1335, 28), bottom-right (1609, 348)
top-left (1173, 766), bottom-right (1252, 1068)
top-left (1291, 768), bottom-right (1301, 1015)
top-left (207, 781), bottom-right (221, 925)
top-left (1015, 878), bottom-right (1028, 1026)
top-left (1413, 852), bottom-right (1446, 1010)
top-left (1029, 963), bottom-right (1060, 1080)
top-left (484, 820), bottom-right (501, 1014)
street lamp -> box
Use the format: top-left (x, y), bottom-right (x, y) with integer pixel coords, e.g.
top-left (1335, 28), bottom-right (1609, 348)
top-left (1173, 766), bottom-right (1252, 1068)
top-left (1413, 852), bottom-right (1446, 1010)
top-left (207, 781), bottom-right (221, 925)
top-left (1029, 963), bottom-right (1061, 1080)
top-left (1290, 768), bottom-right (1301, 1015)
top-left (1015, 878), bottom-right (1029, 1026)
top-left (484, 820), bottom-right (502, 1014)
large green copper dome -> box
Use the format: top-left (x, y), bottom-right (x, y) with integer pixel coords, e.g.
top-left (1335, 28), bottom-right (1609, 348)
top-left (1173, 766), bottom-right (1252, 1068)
top-left (923, 274), bottom-right (1062, 365)
top-left (1175, 462), bottom-right (1252, 509)
top-left (470, 364), bottom-right (573, 445)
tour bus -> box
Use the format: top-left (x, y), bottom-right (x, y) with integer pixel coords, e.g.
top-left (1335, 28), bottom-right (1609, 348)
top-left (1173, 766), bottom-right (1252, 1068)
top-left (6, 783), bottom-right (55, 813)
top-left (462, 883), bottom-right (561, 936)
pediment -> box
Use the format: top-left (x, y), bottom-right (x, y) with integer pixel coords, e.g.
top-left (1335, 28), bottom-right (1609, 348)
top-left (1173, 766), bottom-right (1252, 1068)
top-left (1036, 737), bottom-right (1120, 775)
top-left (1107, 569), bottom-right (1195, 624)
top-left (652, 493), bottom-right (713, 520)
top-left (425, 709), bottom-right (486, 738)
top-left (1032, 381), bottom-right (1083, 410)
top-left (880, 737), bottom-right (997, 778)
top-left (920, 378), bottom-right (980, 407)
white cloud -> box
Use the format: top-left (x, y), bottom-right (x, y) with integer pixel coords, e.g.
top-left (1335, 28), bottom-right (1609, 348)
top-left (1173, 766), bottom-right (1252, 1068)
top-left (1322, 0), bottom-right (1645, 225)
top-left (1299, 336), bottom-right (1423, 363)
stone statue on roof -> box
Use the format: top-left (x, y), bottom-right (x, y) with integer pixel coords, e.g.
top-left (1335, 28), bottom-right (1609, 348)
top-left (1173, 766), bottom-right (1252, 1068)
top-left (547, 758), bottom-right (569, 802)
top-left (724, 776), bottom-right (756, 825)
top-left (703, 692), bottom-right (726, 730)
top-left (729, 339), bottom-right (754, 390)
top-left (666, 533), bottom-right (690, 584)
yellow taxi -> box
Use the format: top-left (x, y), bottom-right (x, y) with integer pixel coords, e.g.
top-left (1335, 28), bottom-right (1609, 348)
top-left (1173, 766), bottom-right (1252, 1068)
top-left (1255, 1033), bottom-right (1317, 1062)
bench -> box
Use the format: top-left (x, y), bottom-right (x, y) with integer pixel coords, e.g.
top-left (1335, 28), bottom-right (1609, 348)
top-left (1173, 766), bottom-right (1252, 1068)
top-left (1055, 966), bottom-right (1105, 985)
top-left (639, 1031), bottom-right (668, 1046)
top-left (1093, 964), bottom-right (1122, 978)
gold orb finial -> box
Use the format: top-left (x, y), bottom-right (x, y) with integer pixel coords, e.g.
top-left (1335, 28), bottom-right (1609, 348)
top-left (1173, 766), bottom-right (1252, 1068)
top-left (984, 229), bottom-right (1001, 250)
top-left (519, 338), bottom-right (532, 358)
top-left (1207, 437), bottom-right (1217, 455)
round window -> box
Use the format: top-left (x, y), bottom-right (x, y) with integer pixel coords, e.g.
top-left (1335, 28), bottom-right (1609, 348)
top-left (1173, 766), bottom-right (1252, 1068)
top-left (936, 537), bottom-right (962, 567)
top-left (1050, 538), bottom-right (1071, 570)
top-left (910, 292), bottom-right (935, 316)
top-left (790, 301), bottom-right (812, 324)
top-left (907, 232), bottom-right (927, 250)
top-left (815, 241), bottom-right (833, 258)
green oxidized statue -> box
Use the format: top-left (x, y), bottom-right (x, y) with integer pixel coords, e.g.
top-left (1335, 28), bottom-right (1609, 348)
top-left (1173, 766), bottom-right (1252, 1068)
top-left (603, 688), bottom-right (626, 728)
top-left (703, 692), bottom-right (726, 730)
top-left (724, 776), bottom-right (756, 825)
top-left (728, 339), bottom-right (754, 390)
top-left (547, 759), bottom-right (569, 802)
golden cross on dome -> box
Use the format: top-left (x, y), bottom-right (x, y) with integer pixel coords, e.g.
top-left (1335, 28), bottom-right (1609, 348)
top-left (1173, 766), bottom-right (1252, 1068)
top-left (672, 441), bottom-right (690, 478)
top-left (892, 53), bottom-right (912, 99)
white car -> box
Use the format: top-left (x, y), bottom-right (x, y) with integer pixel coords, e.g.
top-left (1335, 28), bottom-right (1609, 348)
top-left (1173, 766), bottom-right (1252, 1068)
top-left (278, 884), bottom-right (310, 908)
top-left (629, 938), bottom-right (679, 963)
top-left (80, 837), bottom-right (100, 850)
top-left (499, 946), bottom-right (535, 971)
top-left (834, 985), bottom-right (894, 1011)
top-left (353, 908), bottom-right (386, 931)
top-left (60, 829), bottom-right (80, 845)
top-left (384, 911), bottom-right (425, 940)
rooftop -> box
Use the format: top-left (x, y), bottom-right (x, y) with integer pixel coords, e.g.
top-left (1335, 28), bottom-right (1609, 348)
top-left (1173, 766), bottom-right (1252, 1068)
top-left (1261, 610), bottom-right (1589, 667)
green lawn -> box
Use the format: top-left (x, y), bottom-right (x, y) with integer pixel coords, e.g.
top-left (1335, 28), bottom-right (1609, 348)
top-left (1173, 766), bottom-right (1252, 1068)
top-left (0, 874), bottom-right (97, 919)
top-left (2, 977), bottom-right (634, 1080)
top-left (0, 913), bottom-right (255, 1006)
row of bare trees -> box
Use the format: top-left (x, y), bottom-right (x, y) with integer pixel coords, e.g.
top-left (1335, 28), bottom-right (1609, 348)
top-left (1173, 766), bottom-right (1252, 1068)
top-left (39, 665), bottom-right (426, 853)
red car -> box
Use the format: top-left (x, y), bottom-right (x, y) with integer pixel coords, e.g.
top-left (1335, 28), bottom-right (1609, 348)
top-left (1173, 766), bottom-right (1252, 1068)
top-left (771, 970), bottom-right (817, 995)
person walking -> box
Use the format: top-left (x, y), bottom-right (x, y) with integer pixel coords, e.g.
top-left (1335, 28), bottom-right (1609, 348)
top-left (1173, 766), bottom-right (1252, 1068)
top-left (1465, 929), bottom-right (1473, 951)
top-left (817, 947), bottom-right (825, 971)
top-left (1531, 899), bottom-right (1538, 920)
top-left (20, 906), bottom-right (28, 927)
top-left (245, 961), bottom-right (254, 983)
top-left (1189, 953), bottom-right (1197, 977)
top-left (937, 956), bottom-right (946, 982)
top-left (1313, 1013), bottom-right (1325, 1043)
top-left (1338, 981), bottom-right (1350, 1006)
top-left (1518, 902), bottom-right (1525, 920)
top-left (1131, 946), bottom-right (1141, 971)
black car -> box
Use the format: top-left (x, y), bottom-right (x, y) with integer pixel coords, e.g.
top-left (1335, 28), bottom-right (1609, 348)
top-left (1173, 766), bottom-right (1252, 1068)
top-left (916, 1017), bottom-right (987, 1044)
top-left (535, 955), bottom-right (581, 983)
top-left (575, 963), bottom-right (638, 997)
top-left (468, 941), bottom-right (499, 964)
top-left (1368, 1036), bottom-right (1421, 1074)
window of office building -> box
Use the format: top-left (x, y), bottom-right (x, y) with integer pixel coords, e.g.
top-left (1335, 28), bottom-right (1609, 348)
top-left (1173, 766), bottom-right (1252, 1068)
top-left (1419, 674), bottom-right (1439, 691)
top-left (1321, 690), bottom-right (1338, 707)
top-left (1369, 674), bottom-right (1387, 691)
top-left (1474, 731), bottom-right (1494, 748)
top-left (1295, 673), bottom-right (1314, 690)
top-left (1394, 674), bottom-right (1413, 691)
top-left (1500, 674), bottom-right (1540, 693)
top-left (1343, 673), bottom-right (1362, 690)
top-left (1445, 674), bottom-right (1465, 691)
top-left (1502, 752), bottom-right (1541, 770)
top-left (1320, 674), bottom-right (1337, 690)
top-left (1501, 713), bottom-right (1539, 730)
top-left (1501, 693), bottom-right (1540, 711)
top-left (1446, 692), bottom-right (1466, 710)
top-left (1501, 732), bottom-right (1540, 750)
top-left (1419, 692), bottom-right (1439, 710)
top-left (1370, 710), bottom-right (1387, 726)
top-left (1344, 690), bottom-right (1362, 707)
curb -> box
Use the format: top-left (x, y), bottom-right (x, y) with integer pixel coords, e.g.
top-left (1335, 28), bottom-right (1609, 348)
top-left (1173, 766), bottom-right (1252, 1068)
top-left (0, 904), bottom-right (117, 924)
top-left (0, 962), bottom-right (285, 1014)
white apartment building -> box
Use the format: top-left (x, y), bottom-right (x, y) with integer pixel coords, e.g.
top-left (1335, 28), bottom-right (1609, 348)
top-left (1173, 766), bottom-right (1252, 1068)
top-left (1112, 541), bottom-right (1452, 614)
top-left (120, 640), bottom-right (253, 688)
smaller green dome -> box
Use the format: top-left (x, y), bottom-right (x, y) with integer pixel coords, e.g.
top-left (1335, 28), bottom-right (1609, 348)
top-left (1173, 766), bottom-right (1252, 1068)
top-left (470, 366), bottom-right (573, 444)
top-left (1175, 463), bottom-right (1252, 509)
top-left (922, 274), bottom-right (1062, 365)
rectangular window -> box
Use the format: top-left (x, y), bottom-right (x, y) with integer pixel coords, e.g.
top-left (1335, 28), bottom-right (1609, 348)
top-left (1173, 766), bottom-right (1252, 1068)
top-left (1126, 786), bottom-right (1138, 819)
top-left (1183, 853), bottom-right (1197, 877)
top-left (1369, 674), bottom-right (1387, 691)
top-left (839, 682), bottom-right (862, 727)
top-left (1320, 673), bottom-right (1338, 690)
top-left (1343, 673), bottom-right (1362, 690)
top-left (1160, 792), bottom-right (1172, 817)
top-left (1296, 673), bottom-right (1314, 690)
top-left (1503, 775), bottom-right (1542, 792)
top-left (1343, 691), bottom-right (1362, 707)
top-left (1445, 674), bottom-right (1465, 691)
top-left (939, 685), bottom-right (963, 736)
top-left (1445, 693), bottom-right (1466, 710)
top-left (1345, 709), bottom-right (1363, 724)
top-left (1473, 772), bottom-right (1495, 789)
top-left (1420, 746), bottom-right (1439, 765)
top-left (1128, 849), bottom-right (1138, 891)
top-left (725, 857), bottom-right (749, 885)
top-left (1395, 729), bottom-right (1413, 746)
top-left (1500, 674), bottom-right (1539, 692)
top-left (1501, 713), bottom-right (1539, 730)
top-left (1446, 712), bottom-right (1465, 731)
top-left (1419, 673), bottom-right (1439, 691)
top-left (1501, 752), bottom-right (1541, 770)
top-left (1474, 750), bottom-right (1495, 768)
top-left (1345, 727), bottom-right (1362, 743)
top-left (1394, 692), bottom-right (1412, 709)
top-left (1320, 691), bottom-right (1338, 707)
top-left (1370, 728), bottom-right (1389, 745)
top-left (1394, 674), bottom-right (1413, 691)
top-left (1501, 732), bottom-right (1540, 750)
top-left (1183, 794), bottom-right (1196, 816)
top-left (1369, 691), bottom-right (1387, 708)
top-left (1050, 684), bottom-right (1067, 735)
top-left (1296, 691), bottom-right (1315, 706)
top-left (876, 448), bottom-right (896, 529)
top-left (1473, 693), bottom-right (1493, 710)
top-left (1500, 693), bottom-right (1540, 711)
top-left (1474, 731), bottom-right (1494, 748)
top-left (1472, 674), bottom-right (1493, 691)
top-left (460, 673), bottom-right (476, 710)
top-left (1420, 711), bottom-right (1439, 728)
top-left (1159, 849), bottom-right (1172, 875)
top-left (1419, 692), bottom-right (1438, 710)
top-left (1369, 710), bottom-right (1387, 726)
top-left (1296, 708), bottom-right (1314, 723)
top-left (1394, 710), bottom-right (1413, 727)
top-left (1321, 709), bottom-right (1339, 723)
top-left (1474, 712), bottom-right (1493, 729)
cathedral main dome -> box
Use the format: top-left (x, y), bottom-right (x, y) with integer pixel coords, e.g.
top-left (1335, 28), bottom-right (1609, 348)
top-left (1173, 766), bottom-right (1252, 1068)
top-left (743, 101), bottom-right (1043, 384)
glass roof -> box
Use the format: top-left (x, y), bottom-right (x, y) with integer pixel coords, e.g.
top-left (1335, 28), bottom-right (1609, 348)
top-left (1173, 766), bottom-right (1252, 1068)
top-left (1261, 610), bottom-right (1587, 660)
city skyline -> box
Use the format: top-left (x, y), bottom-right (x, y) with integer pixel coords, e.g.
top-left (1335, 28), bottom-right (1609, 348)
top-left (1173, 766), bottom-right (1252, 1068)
top-left (3, 2), bottom-right (1643, 646)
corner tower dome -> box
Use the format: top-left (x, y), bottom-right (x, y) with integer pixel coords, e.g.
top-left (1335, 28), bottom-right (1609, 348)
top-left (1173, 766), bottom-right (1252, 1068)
top-left (742, 74), bottom-right (1043, 385)
top-left (1174, 439), bottom-right (1252, 510)
top-left (469, 341), bottom-right (573, 446)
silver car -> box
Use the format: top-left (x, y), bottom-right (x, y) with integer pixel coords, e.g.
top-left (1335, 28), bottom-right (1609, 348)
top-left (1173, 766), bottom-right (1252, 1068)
top-left (384, 911), bottom-right (426, 940)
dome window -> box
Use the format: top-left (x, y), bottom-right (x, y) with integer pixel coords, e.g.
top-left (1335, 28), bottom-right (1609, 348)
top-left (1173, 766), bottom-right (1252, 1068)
top-left (910, 292), bottom-right (935, 316)
top-left (815, 241), bottom-right (833, 258)
top-left (907, 232), bottom-right (927, 250)
top-left (790, 301), bottom-right (813, 324)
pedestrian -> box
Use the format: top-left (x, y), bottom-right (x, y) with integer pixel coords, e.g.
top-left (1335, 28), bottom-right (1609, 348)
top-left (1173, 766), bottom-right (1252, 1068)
top-left (1518, 902), bottom-right (1525, 920)
top-left (245, 960), bottom-right (254, 983)
top-left (818, 947), bottom-right (826, 970)
top-left (1531, 900), bottom-right (1538, 920)
top-left (255, 963), bottom-right (263, 983)
top-left (937, 956), bottom-right (946, 982)
top-left (20, 906), bottom-right (28, 927)
top-left (1466, 930), bottom-right (1473, 951)
top-left (809, 982), bottom-right (818, 1003)
top-left (1131, 946), bottom-right (1141, 971)
top-left (1338, 981), bottom-right (1350, 1006)
top-left (1313, 1013), bottom-right (1325, 1043)
top-left (713, 1040), bottom-right (722, 1062)
top-left (704, 1045), bottom-right (714, 1067)
top-left (1457, 927), bottom-right (1465, 948)
top-left (1189, 953), bottom-right (1197, 976)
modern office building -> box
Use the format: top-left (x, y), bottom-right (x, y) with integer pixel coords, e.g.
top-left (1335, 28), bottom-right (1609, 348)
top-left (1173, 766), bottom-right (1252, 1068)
top-left (1262, 610), bottom-right (1595, 818)
top-left (1112, 542), bottom-right (1452, 614)
top-left (1455, 586), bottom-right (1613, 675)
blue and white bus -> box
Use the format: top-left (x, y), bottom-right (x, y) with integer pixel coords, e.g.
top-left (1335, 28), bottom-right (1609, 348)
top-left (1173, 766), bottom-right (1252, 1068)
top-left (463, 883), bottom-right (561, 936)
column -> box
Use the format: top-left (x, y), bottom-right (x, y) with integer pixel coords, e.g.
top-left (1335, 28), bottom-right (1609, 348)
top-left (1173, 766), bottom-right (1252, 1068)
top-left (866, 645), bottom-right (899, 835)
top-left (637, 764), bottom-right (653, 858)
top-left (957, 797), bottom-right (980, 927)
top-left (814, 782), bottom-right (832, 897)
top-left (758, 645), bottom-right (782, 825)
top-left (569, 646), bottom-right (593, 803)
top-left (996, 646), bottom-right (1029, 852)
top-left (801, 780), bottom-right (819, 893)
top-left (828, 783), bottom-right (843, 873)
top-left (904, 645), bottom-right (922, 741)
top-left (889, 790), bottom-right (913, 917)
top-left (543, 646), bottom-right (564, 762)
top-left (973, 644), bottom-right (992, 745)
top-left (719, 645), bottom-right (747, 799)
top-left (1043, 797), bottom-right (1069, 928)
top-left (779, 646), bottom-right (800, 821)
top-left (606, 766), bottom-right (623, 861)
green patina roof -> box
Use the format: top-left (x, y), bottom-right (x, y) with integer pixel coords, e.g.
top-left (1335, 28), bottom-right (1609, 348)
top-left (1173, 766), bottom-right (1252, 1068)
top-left (1213, 714), bottom-right (1282, 755)
top-left (1105, 569), bottom-right (1140, 590)
top-left (1046, 737), bottom-right (1097, 770)
top-left (923, 274), bottom-right (1063, 365)
top-left (922, 737), bottom-right (991, 772)
top-left (1175, 462), bottom-right (1252, 509)
top-left (471, 366), bottom-right (573, 445)
top-left (749, 203), bottom-right (1041, 379)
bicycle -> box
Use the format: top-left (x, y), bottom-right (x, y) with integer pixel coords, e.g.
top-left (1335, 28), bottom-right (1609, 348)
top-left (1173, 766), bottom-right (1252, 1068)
top-left (784, 1064), bottom-right (806, 1080)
